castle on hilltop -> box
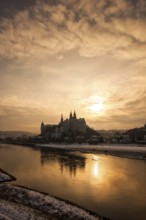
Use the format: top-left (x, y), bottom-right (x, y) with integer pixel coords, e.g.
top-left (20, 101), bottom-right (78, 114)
top-left (40, 111), bottom-right (86, 139)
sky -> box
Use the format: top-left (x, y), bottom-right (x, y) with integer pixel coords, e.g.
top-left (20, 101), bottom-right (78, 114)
top-left (0, 0), bottom-right (146, 133)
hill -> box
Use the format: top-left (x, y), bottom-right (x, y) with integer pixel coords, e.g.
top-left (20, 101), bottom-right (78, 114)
top-left (0, 131), bottom-right (36, 138)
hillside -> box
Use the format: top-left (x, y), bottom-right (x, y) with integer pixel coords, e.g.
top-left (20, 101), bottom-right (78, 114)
top-left (0, 131), bottom-right (36, 138)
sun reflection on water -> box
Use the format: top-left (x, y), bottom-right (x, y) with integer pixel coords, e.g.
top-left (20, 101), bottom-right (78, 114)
top-left (93, 162), bottom-right (99, 178)
top-left (92, 155), bottom-right (100, 178)
top-left (1, 145), bottom-right (146, 220)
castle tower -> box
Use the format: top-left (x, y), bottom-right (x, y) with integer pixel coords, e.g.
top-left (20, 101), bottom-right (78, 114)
top-left (61, 114), bottom-right (63, 123)
top-left (41, 121), bottom-right (45, 134)
top-left (69, 111), bottom-right (72, 119)
top-left (73, 110), bottom-right (76, 119)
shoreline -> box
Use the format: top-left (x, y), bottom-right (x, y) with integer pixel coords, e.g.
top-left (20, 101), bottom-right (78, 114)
top-left (2, 142), bottom-right (146, 160)
top-left (0, 169), bottom-right (109, 220)
top-left (1, 143), bottom-right (146, 220)
top-left (35, 143), bottom-right (146, 160)
top-left (0, 168), bottom-right (16, 183)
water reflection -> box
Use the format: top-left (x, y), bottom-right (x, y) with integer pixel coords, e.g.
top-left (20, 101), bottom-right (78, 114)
top-left (1, 144), bottom-right (146, 220)
top-left (40, 148), bottom-right (86, 176)
top-left (93, 163), bottom-right (99, 178)
top-left (92, 155), bottom-right (100, 178)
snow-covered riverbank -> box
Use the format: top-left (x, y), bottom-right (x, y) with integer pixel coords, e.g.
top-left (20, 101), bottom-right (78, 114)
top-left (0, 169), bottom-right (16, 183)
top-left (0, 170), bottom-right (109, 220)
top-left (3, 142), bottom-right (146, 160)
top-left (35, 143), bottom-right (146, 160)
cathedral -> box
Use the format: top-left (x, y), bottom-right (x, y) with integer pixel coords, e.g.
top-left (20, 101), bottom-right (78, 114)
top-left (40, 111), bottom-right (86, 137)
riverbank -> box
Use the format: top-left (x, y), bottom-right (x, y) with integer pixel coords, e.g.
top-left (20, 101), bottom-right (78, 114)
top-left (0, 169), bottom-right (16, 183)
top-left (2, 142), bottom-right (146, 160)
top-left (0, 170), bottom-right (109, 220)
top-left (34, 143), bottom-right (146, 160)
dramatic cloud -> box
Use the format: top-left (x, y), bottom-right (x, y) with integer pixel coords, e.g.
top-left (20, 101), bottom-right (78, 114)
top-left (0, 0), bottom-right (146, 131)
top-left (0, 0), bottom-right (146, 59)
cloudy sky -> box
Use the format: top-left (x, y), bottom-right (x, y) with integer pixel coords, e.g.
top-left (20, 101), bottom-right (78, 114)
top-left (0, 0), bottom-right (146, 132)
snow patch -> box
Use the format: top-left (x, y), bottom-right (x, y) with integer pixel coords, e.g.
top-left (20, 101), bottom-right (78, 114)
top-left (35, 143), bottom-right (146, 160)
top-left (0, 184), bottom-right (107, 220)
top-left (0, 170), bottom-right (16, 183)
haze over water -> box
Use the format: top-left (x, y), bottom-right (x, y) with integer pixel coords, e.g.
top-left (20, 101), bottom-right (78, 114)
top-left (0, 144), bottom-right (146, 220)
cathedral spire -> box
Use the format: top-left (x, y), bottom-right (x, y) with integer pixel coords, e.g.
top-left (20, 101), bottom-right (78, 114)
top-left (70, 111), bottom-right (72, 119)
top-left (73, 110), bottom-right (76, 119)
top-left (61, 114), bottom-right (63, 123)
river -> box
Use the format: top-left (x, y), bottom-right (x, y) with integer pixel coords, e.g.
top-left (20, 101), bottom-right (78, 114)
top-left (0, 144), bottom-right (146, 220)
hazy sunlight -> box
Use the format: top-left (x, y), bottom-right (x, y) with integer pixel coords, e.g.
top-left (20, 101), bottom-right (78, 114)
top-left (87, 96), bottom-right (105, 114)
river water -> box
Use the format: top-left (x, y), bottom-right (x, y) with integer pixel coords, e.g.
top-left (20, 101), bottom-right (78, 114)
top-left (0, 144), bottom-right (146, 220)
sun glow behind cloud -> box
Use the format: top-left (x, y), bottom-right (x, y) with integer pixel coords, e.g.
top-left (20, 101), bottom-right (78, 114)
top-left (86, 96), bottom-right (106, 115)
top-left (89, 103), bottom-right (105, 114)
top-left (0, 0), bottom-right (146, 132)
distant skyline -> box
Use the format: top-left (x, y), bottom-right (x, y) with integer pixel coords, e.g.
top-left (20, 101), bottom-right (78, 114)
top-left (0, 0), bottom-right (146, 132)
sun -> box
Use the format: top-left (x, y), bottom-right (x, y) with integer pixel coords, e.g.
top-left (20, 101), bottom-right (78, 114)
top-left (89, 103), bottom-right (104, 113)
top-left (87, 96), bottom-right (105, 114)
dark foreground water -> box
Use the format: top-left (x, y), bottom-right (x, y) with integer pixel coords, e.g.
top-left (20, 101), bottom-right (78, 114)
top-left (0, 144), bottom-right (146, 220)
